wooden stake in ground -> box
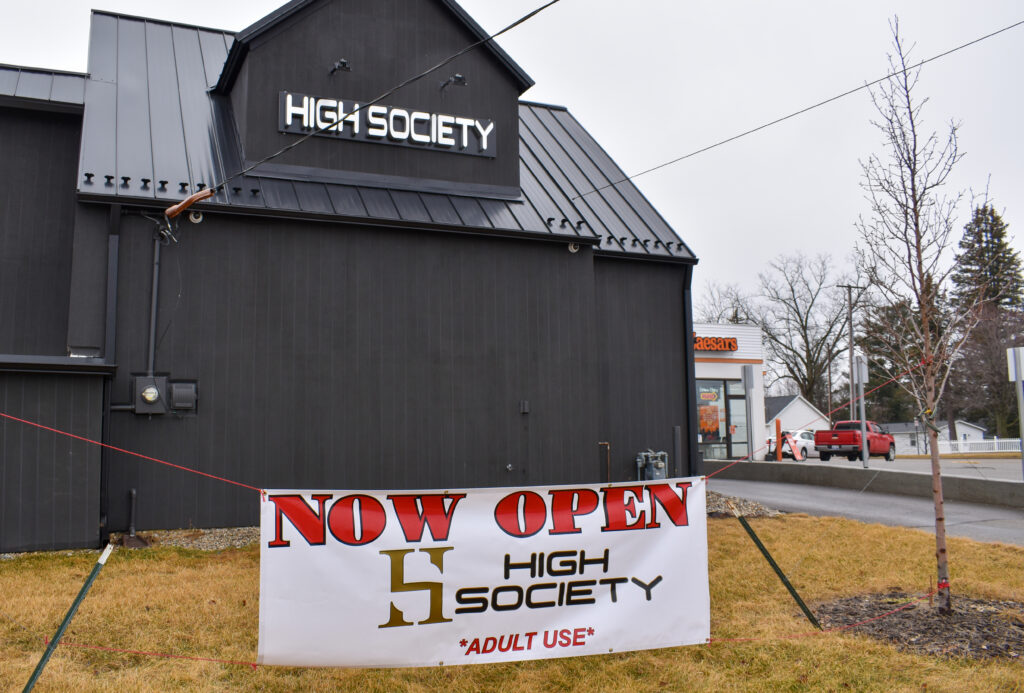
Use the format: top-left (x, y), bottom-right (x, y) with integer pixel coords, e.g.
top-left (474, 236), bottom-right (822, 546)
top-left (727, 501), bottom-right (822, 630)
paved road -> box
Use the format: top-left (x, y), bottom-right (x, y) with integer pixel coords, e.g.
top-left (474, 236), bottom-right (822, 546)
top-left (709, 478), bottom-right (1024, 547)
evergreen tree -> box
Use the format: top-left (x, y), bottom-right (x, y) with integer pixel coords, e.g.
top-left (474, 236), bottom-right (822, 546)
top-left (948, 203), bottom-right (1024, 436)
top-left (858, 303), bottom-right (919, 424)
top-left (952, 204), bottom-right (1023, 309)
top-left (954, 304), bottom-right (1024, 436)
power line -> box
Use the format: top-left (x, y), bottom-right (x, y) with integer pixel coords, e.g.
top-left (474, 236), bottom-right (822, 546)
top-left (572, 17), bottom-right (1024, 200)
top-left (214, 0), bottom-right (562, 193)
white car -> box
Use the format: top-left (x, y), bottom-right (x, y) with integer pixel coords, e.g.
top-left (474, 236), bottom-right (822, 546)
top-left (766, 430), bottom-right (819, 460)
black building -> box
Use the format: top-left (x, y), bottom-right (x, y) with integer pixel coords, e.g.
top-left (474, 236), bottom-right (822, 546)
top-left (0, 0), bottom-right (698, 552)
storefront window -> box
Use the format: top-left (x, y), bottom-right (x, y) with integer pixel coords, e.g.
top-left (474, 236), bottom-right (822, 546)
top-left (697, 378), bottom-right (748, 460)
top-left (697, 381), bottom-right (726, 459)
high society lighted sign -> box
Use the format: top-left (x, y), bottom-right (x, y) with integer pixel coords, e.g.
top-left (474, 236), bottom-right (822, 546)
top-left (278, 91), bottom-right (496, 157)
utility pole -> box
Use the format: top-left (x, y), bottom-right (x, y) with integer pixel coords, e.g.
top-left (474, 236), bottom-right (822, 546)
top-left (838, 284), bottom-right (864, 419)
top-left (1008, 347), bottom-right (1024, 481)
top-left (856, 353), bottom-right (869, 469)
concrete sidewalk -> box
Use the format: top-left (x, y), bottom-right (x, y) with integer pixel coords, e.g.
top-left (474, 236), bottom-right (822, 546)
top-left (704, 459), bottom-right (1024, 509)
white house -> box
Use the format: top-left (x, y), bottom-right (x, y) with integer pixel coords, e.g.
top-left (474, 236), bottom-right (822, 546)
top-left (764, 394), bottom-right (830, 441)
top-left (883, 420), bottom-right (987, 454)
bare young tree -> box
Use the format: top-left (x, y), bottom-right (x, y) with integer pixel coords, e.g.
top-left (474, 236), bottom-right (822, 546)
top-left (856, 19), bottom-right (982, 612)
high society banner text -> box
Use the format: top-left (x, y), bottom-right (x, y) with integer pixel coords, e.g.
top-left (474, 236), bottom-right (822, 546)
top-left (258, 478), bottom-right (709, 667)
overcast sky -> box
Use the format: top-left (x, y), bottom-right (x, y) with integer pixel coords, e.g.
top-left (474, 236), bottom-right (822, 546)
top-left (2, 1), bottom-right (1021, 301)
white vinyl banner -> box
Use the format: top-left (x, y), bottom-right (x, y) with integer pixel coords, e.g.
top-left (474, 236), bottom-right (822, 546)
top-left (257, 477), bottom-right (709, 668)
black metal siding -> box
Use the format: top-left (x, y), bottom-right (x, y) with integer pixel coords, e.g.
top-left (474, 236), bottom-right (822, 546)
top-left (65, 204), bottom-right (113, 356)
top-left (594, 257), bottom-right (692, 479)
top-left (0, 373), bottom-right (103, 551)
top-left (230, 0), bottom-right (521, 192)
top-left (104, 213), bottom-right (600, 531)
top-left (0, 107), bottom-right (82, 356)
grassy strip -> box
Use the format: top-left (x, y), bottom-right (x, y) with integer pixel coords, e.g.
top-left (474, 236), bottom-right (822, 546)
top-left (1, 516), bottom-right (1021, 692)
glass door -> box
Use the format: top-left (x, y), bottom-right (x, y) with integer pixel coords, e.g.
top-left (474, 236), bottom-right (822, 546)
top-left (725, 380), bottom-right (747, 458)
top-left (696, 380), bottom-right (727, 460)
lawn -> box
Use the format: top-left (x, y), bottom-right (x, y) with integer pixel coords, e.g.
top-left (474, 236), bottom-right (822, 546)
top-left (2, 515), bottom-right (1021, 692)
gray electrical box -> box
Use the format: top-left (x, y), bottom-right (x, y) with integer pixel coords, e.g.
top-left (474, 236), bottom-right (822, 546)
top-left (636, 450), bottom-right (669, 480)
top-left (133, 375), bottom-right (169, 415)
top-left (170, 381), bottom-right (199, 411)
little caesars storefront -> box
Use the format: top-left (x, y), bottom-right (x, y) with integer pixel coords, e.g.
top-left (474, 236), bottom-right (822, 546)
top-left (693, 324), bottom-right (766, 461)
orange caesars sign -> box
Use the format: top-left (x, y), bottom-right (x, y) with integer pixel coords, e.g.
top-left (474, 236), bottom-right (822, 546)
top-left (692, 335), bottom-right (738, 352)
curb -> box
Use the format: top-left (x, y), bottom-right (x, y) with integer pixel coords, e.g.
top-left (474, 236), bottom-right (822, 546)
top-left (705, 461), bottom-right (1024, 509)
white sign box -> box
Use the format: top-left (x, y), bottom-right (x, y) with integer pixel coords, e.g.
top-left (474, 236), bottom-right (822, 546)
top-left (258, 478), bottom-right (709, 668)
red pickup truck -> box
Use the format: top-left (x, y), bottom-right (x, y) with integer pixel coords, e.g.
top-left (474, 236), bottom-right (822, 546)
top-left (814, 421), bottom-right (896, 461)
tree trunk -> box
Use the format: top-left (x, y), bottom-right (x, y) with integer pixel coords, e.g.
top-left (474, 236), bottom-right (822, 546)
top-left (927, 424), bottom-right (952, 612)
top-left (922, 310), bottom-right (952, 612)
top-left (995, 411), bottom-right (1007, 440)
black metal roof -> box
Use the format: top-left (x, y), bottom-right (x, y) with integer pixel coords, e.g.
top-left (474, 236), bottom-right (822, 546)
top-left (71, 10), bottom-right (693, 261)
top-left (0, 64), bottom-right (86, 111)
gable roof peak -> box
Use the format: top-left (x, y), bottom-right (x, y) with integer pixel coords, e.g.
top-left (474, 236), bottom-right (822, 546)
top-left (214, 0), bottom-right (534, 94)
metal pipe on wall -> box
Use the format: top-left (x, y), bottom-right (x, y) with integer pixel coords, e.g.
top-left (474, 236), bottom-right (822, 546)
top-left (146, 235), bottom-right (162, 377)
top-left (673, 426), bottom-right (683, 478)
top-left (682, 264), bottom-right (700, 477)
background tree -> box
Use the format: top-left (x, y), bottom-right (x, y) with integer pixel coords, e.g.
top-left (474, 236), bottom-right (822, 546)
top-left (945, 204), bottom-right (1024, 436)
top-left (752, 254), bottom-right (860, 414)
top-left (952, 204), bottom-right (1023, 309)
top-left (700, 256), bottom-right (859, 415)
top-left (859, 303), bottom-right (920, 423)
top-left (855, 19), bottom-right (980, 613)
top-left (695, 281), bottom-right (750, 324)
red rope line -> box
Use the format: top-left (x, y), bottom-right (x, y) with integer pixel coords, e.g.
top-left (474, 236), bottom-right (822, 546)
top-left (45, 637), bottom-right (258, 670)
top-left (709, 590), bottom-right (936, 643)
top-left (0, 411), bottom-right (264, 494)
top-left (706, 358), bottom-right (929, 480)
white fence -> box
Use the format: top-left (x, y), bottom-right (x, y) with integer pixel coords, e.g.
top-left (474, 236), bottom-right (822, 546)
top-left (936, 438), bottom-right (1021, 454)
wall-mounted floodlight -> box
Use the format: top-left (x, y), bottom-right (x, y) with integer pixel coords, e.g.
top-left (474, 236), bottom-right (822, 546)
top-left (330, 58), bottom-right (351, 74)
top-left (440, 73), bottom-right (468, 91)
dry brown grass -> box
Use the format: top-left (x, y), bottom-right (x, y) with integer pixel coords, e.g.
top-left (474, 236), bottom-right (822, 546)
top-left (2, 516), bottom-right (1022, 692)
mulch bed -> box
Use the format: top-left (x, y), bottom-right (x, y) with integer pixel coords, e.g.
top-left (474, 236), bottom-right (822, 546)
top-left (815, 591), bottom-right (1024, 660)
